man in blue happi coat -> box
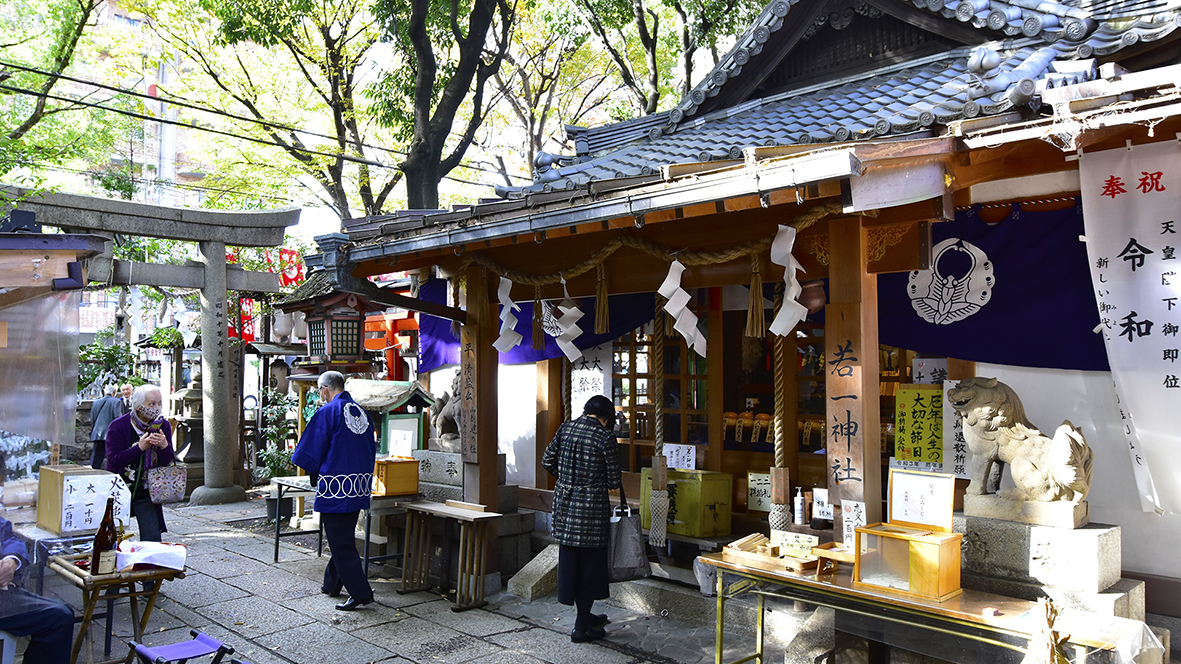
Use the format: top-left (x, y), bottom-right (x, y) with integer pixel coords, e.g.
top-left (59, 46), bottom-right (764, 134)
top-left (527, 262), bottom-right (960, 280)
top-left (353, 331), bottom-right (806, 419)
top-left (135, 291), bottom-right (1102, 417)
top-left (292, 371), bottom-right (377, 611)
top-left (0, 516), bottom-right (75, 663)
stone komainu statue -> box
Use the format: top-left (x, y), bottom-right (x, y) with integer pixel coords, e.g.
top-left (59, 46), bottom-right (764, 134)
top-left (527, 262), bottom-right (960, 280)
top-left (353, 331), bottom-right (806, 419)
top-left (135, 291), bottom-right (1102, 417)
top-left (431, 373), bottom-right (462, 439)
top-left (947, 377), bottom-right (1093, 502)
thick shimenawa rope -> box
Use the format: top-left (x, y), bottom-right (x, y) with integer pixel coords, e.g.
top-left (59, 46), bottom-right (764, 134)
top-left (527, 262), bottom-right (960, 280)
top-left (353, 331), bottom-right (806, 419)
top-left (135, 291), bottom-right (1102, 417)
top-left (454, 201), bottom-right (852, 288)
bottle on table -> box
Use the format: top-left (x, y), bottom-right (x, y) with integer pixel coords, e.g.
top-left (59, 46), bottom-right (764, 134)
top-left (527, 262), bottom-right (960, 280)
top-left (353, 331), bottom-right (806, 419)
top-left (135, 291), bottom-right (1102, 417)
top-left (91, 497), bottom-right (118, 575)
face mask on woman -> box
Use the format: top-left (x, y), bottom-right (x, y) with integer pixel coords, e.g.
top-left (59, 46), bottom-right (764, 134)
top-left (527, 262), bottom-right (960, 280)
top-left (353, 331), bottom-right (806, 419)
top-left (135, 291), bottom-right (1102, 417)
top-left (137, 404), bottom-right (162, 422)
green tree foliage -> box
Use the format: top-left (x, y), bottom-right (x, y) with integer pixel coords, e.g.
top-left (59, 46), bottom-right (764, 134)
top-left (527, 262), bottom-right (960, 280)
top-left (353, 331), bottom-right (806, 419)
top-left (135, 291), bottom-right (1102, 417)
top-left (0, 0), bottom-right (140, 188)
top-left (133, 0), bottom-right (401, 220)
top-left (488, 0), bottom-right (621, 173)
top-left (574, 0), bottom-right (762, 115)
top-left (369, 0), bottom-right (514, 209)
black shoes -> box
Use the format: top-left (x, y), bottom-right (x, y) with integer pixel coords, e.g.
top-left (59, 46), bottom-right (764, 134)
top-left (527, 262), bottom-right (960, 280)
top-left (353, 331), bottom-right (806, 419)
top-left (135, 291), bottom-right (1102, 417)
top-left (570, 625), bottom-right (606, 643)
top-left (335, 596), bottom-right (374, 611)
top-left (588, 613), bottom-right (609, 627)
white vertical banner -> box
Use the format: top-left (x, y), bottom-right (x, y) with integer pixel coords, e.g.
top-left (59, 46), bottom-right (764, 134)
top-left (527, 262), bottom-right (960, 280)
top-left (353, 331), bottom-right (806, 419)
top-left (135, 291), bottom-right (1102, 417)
top-left (1079, 140), bottom-right (1179, 514)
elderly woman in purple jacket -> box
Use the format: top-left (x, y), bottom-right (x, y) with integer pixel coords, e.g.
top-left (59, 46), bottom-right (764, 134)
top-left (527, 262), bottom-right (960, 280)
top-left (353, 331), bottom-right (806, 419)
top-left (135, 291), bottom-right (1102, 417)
top-left (105, 384), bottom-right (174, 541)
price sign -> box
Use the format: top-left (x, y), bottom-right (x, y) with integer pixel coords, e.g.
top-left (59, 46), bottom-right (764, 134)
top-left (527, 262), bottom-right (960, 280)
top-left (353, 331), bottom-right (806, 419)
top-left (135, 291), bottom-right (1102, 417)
top-left (747, 472), bottom-right (771, 512)
top-left (61, 474), bottom-right (130, 533)
top-left (841, 500), bottom-right (866, 546)
top-left (813, 488), bottom-right (833, 520)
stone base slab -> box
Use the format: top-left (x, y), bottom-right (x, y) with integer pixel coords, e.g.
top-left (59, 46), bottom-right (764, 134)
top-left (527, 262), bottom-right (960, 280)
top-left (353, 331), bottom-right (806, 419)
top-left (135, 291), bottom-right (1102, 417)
top-left (963, 572), bottom-right (1145, 620)
top-left (188, 484), bottom-right (248, 505)
top-left (963, 494), bottom-right (1089, 528)
top-left (957, 515), bottom-right (1119, 593)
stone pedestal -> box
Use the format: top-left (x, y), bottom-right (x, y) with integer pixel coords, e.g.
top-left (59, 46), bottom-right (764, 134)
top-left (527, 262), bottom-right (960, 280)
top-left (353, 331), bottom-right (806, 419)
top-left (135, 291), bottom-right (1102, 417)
top-left (963, 494), bottom-right (1089, 528)
top-left (955, 514), bottom-right (1143, 619)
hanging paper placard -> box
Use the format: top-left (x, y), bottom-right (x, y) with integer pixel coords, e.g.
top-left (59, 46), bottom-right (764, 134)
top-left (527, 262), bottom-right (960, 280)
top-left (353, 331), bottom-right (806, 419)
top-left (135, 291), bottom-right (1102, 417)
top-left (1078, 141), bottom-right (1176, 514)
top-left (891, 384), bottom-right (944, 473)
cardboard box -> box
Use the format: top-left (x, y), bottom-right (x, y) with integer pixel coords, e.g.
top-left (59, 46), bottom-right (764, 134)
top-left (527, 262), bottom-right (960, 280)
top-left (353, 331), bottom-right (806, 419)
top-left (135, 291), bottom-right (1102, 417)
top-left (640, 467), bottom-right (732, 538)
top-left (373, 456), bottom-right (419, 496)
top-left (36, 465), bottom-right (130, 535)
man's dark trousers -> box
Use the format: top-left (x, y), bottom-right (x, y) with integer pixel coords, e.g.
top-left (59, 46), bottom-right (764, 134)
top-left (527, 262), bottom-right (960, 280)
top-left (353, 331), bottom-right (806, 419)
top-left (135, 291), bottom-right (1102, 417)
top-left (320, 511), bottom-right (373, 601)
top-left (0, 585), bottom-right (74, 664)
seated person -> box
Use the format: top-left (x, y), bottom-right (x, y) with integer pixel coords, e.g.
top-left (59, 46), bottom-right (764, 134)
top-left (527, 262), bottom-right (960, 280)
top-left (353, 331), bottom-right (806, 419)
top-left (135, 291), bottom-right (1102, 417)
top-left (0, 515), bottom-right (74, 664)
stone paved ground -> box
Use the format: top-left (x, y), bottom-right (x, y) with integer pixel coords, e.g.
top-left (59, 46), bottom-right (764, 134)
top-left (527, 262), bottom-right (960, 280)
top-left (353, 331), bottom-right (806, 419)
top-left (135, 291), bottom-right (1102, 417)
top-left (25, 498), bottom-right (782, 664)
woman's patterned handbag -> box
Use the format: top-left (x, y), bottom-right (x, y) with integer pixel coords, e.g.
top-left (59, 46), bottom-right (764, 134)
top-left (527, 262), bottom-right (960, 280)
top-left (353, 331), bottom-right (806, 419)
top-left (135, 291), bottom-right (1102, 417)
top-left (146, 457), bottom-right (187, 504)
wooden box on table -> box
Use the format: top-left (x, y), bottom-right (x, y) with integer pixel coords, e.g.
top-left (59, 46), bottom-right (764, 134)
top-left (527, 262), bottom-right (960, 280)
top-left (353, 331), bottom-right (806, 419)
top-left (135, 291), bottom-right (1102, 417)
top-left (853, 469), bottom-right (962, 601)
top-left (640, 467), bottom-right (732, 538)
top-left (373, 456), bottom-right (418, 495)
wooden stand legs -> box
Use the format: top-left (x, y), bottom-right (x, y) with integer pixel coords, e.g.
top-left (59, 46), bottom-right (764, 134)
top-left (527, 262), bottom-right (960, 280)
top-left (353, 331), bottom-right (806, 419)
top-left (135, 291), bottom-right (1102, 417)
top-left (398, 510), bottom-right (491, 612)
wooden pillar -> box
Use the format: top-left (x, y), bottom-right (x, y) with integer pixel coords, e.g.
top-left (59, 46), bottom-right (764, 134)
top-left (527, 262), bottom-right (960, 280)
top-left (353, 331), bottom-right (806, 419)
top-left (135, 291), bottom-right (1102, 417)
top-left (947, 358), bottom-right (976, 381)
top-left (825, 216), bottom-right (882, 535)
top-left (460, 267), bottom-right (499, 512)
top-left (706, 287), bottom-right (724, 473)
top-left (535, 358), bottom-right (562, 489)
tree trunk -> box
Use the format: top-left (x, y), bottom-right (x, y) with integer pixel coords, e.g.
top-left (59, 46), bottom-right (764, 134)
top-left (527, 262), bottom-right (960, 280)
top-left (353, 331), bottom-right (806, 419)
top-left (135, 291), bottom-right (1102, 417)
top-left (404, 148), bottom-right (442, 210)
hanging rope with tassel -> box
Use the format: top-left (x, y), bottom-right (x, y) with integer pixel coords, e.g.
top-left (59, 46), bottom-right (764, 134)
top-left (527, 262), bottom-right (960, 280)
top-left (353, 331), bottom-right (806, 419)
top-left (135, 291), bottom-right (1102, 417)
top-left (745, 253), bottom-right (765, 337)
top-left (562, 357), bottom-right (572, 421)
top-left (595, 263), bottom-right (610, 334)
top-left (532, 285), bottom-right (545, 350)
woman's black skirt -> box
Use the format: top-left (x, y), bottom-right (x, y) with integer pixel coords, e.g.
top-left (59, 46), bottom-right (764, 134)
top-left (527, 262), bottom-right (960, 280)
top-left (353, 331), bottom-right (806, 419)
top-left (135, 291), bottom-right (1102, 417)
top-left (557, 544), bottom-right (609, 606)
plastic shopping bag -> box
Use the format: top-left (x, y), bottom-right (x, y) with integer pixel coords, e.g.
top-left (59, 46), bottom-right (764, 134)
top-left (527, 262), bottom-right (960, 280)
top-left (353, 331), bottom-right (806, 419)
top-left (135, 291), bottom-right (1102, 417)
top-left (116, 540), bottom-right (187, 572)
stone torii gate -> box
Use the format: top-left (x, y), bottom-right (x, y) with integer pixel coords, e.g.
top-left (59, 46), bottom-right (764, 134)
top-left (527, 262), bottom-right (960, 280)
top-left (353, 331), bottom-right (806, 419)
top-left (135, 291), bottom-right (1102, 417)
top-left (5, 186), bottom-right (300, 505)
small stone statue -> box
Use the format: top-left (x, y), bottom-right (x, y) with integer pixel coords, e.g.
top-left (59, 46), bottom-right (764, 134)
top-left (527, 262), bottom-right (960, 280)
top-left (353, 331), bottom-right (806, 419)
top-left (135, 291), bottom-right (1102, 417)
top-left (947, 377), bottom-right (1093, 502)
top-left (430, 373), bottom-right (462, 452)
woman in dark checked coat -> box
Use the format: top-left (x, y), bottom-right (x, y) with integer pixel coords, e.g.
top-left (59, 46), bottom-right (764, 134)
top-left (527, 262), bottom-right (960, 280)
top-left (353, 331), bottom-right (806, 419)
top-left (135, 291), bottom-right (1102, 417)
top-left (542, 394), bottom-right (622, 643)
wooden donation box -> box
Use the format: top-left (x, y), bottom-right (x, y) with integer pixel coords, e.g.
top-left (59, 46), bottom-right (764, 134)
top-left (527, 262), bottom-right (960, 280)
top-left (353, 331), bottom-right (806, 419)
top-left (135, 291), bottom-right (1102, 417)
top-left (853, 469), bottom-right (962, 601)
top-left (640, 467), bottom-right (732, 538)
top-left (373, 456), bottom-right (419, 496)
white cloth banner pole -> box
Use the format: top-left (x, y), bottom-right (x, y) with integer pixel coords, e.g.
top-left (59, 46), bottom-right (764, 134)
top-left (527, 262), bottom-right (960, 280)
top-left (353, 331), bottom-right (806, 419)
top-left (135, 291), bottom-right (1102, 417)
top-left (1078, 140), bottom-right (1179, 514)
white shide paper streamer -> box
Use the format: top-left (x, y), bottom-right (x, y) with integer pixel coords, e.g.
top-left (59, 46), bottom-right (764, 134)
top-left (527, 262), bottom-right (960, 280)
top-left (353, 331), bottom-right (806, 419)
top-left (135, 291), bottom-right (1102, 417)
top-left (493, 276), bottom-right (524, 353)
top-left (768, 225), bottom-right (808, 336)
top-left (658, 260), bottom-right (706, 357)
top-left (554, 279), bottom-right (585, 362)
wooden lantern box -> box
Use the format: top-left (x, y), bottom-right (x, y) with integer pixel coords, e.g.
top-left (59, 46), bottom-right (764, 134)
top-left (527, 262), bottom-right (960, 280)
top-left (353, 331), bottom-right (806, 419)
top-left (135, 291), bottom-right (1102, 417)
top-left (853, 469), bottom-right (962, 602)
top-left (639, 467), bottom-right (732, 538)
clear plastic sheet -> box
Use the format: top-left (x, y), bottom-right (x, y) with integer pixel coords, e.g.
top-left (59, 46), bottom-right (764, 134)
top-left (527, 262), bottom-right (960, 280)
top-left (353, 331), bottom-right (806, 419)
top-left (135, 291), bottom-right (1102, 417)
top-left (0, 290), bottom-right (80, 457)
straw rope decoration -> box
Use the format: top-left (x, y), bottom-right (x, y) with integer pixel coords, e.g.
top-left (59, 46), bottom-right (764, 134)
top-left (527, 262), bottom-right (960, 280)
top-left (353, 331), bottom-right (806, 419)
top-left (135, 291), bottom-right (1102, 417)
top-left (772, 281), bottom-right (787, 469)
top-left (532, 285), bottom-right (545, 350)
top-left (745, 253), bottom-right (764, 337)
top-left (452, 201), bottom-right (863, 349)
top-left (595, 263), bottom-right (610, 334)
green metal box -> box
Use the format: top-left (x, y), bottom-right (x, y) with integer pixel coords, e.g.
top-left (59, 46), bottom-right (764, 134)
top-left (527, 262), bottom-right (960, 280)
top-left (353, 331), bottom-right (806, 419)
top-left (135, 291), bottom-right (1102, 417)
top-left (640, 467), bottom-right (732, 538)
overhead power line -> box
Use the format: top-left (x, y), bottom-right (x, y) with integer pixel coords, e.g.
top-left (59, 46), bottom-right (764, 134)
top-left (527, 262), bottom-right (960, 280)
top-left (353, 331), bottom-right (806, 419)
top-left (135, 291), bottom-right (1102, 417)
top-left (0, 57), bottom-right (530, 183)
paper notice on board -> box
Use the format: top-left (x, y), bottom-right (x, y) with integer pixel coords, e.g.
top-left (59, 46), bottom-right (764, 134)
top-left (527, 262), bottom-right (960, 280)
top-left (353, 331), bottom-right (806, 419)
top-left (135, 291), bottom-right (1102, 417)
top-left (664, 443), bottom-right (695, 470)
